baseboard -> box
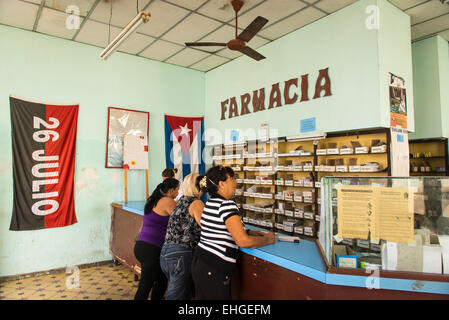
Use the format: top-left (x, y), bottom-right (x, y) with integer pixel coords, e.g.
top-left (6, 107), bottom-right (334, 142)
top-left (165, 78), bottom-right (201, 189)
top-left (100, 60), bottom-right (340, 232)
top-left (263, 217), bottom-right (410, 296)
top-left (0, 259), bottom-right (116, 283)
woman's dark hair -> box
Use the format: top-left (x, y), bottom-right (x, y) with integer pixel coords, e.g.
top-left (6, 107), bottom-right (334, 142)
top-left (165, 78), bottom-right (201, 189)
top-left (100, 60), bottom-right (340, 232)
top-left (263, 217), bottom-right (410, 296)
top-left (195, 174), bottom-right (205, 194)
top-left (144, 178), bottom-right (179, 214)
top-left (199, 166), bottom-right (234, 195)
top-left (162, 168), bottom-right (177, 178)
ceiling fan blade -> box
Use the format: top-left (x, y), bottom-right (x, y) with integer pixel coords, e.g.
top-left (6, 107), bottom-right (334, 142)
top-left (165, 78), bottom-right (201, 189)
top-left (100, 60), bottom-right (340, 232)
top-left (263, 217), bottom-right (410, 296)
top-left (185, 42), bottom-right (227, 47)
top-left (238, 46), bottom-right (265, 61)
top-left (237, 16), bottom-right (268, 42)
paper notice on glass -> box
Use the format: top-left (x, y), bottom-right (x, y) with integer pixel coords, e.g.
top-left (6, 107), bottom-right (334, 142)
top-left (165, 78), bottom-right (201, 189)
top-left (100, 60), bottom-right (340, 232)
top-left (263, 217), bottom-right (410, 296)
top-left (376, 187), bottom-right (414, 243)
top-left (337, 186), bottom-right (376, 240)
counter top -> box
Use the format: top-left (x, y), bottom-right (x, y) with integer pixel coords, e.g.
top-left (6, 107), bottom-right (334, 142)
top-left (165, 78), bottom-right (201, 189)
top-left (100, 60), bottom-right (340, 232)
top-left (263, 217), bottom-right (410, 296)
top-left (112, 201), bottom-right (449, 295)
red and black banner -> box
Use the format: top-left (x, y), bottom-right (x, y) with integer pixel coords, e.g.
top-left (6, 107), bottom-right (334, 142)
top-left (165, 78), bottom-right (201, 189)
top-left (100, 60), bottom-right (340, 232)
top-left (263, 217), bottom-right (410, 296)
top-left (10, 96), bottom-right (78, 230)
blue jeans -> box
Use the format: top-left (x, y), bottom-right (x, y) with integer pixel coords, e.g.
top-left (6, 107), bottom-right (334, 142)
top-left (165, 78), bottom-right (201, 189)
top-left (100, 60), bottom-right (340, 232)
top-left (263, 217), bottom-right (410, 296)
top-left (160, 243), bottom-right (195, 300)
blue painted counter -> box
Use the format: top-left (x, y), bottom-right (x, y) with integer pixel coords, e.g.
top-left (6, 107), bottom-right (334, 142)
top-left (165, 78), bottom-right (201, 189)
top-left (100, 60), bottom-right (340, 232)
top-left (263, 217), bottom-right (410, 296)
top-left (114, 201), bottom-right (449, 296)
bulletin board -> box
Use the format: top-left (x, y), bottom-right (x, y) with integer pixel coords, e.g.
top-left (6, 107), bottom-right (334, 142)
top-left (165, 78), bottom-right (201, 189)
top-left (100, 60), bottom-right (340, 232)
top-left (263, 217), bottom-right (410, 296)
top-left (105, 107), bottom-right (149, 168)
top-left (123, 134), bottom-right (149, 170)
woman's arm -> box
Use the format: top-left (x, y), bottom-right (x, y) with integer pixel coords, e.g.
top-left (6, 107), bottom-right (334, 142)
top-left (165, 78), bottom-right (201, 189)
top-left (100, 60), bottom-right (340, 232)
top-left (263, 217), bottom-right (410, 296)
top-left (156, 197), bottom-right (177, 216)
top-left (246, 229), bottom-right (267, 236)
top-left (188, 200), bottom-right (204, 226)
top-left (225, 215), bottom-right (275, 249)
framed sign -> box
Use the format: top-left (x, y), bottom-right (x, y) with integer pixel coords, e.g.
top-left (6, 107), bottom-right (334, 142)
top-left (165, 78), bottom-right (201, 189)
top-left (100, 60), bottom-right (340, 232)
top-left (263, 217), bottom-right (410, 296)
top-left (106, 107), bottom-right (149, 168)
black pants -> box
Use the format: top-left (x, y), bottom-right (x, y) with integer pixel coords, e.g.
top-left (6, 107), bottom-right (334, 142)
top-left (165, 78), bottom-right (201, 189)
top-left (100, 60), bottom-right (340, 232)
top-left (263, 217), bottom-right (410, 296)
top-left (134, 241), bottom-right (167, 300)
top-left (191, 250), bottom-right (233, 300)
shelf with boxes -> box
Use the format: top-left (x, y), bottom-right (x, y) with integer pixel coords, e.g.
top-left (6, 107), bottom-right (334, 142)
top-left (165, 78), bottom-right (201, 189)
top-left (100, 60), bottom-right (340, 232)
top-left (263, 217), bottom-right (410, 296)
top-left (211, 143), bottom-right (246, 213)
top-left (241, 139), bottom-right (278, 232)
top-left (314, 129), bottom-right (390, 176)
top-left (409, 138), bottom-right (448, 175)
top-left (272, 137), bottom-right (319, 238)
top-left (211, 128), bottom-right (393, 240)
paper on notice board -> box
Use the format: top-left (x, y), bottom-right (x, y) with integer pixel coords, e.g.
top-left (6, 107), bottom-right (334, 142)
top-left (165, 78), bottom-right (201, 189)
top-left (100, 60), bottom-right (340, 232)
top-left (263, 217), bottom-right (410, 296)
top-left (376, 187), bottom-right (414, 243)
top-left (337, 185), bottom-right (414, 243)
top-left (337, 186), bottom-right (375, 240)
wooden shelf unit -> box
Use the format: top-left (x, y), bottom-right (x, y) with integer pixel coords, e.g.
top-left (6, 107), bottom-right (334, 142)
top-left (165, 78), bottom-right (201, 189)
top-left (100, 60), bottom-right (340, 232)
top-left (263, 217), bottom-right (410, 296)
top-left (409, 138), bottom-right (448, 176)
top-left (211, 128), bottom-right (391, 240)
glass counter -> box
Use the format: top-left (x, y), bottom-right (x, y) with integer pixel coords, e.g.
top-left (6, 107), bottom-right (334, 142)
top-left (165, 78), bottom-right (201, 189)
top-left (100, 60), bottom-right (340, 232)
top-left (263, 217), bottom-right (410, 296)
top-left (319, 176), bottom-right (449, 275)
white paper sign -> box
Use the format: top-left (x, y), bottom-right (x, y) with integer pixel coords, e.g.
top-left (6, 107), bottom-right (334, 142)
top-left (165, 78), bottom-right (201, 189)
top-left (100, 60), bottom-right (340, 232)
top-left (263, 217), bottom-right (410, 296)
top-left (123, 134), bottom-right (148, 170)
top-left (390, 127), bottom-right (409, 176)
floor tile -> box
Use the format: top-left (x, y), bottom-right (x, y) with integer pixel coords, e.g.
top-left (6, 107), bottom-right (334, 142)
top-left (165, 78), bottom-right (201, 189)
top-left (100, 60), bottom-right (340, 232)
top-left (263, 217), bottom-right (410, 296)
top-left (1, 289), bottom-right (36, 300)
top-left (0, 263), bottom-right (138, 300)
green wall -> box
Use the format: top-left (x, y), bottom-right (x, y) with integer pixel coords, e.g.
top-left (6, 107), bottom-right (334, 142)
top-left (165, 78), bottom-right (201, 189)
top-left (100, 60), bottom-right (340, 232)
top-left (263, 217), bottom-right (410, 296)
top-left (0, 24), bottom-right (204, 277)
top-left (377, 0), bottom-right (414, 132)
top-left (204, 0), bottom-right (414, 144)
top-left (438, 37), bottom-right (449, 138)
top-left (409, 36), bottom-right (449, 139)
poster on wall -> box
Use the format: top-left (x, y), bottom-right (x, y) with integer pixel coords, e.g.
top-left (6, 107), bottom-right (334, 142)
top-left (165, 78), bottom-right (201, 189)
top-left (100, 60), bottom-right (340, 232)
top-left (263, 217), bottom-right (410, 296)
top-left (9, 96), bottom-right (78, 231)
top-left (123, 134), bottom-right (149, 170)
top-left (389, 72), bottom-right (407, 129)
top-left (106, 107), bottom-right (149, 168)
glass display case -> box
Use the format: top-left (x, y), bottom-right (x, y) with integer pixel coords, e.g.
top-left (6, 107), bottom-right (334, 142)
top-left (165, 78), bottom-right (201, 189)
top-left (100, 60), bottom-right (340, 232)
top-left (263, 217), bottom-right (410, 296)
top-left (319, 176), bottom-right (449, 275)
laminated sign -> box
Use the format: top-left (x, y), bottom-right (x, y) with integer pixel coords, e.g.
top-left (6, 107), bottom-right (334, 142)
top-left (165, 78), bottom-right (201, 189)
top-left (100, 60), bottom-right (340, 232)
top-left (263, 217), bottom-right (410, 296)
top-left (9, 96), bottom-right (78, 230)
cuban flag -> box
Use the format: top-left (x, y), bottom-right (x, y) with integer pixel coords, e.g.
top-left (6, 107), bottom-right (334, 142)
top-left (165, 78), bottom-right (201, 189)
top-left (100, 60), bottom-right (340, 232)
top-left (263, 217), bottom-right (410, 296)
top-left (164, 114), bottom-right (205, 180)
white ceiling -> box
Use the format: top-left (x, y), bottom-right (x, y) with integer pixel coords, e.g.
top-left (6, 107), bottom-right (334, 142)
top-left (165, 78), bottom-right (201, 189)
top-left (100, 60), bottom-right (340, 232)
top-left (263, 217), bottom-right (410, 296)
top-left (0, 0), bottom-right (448, 72)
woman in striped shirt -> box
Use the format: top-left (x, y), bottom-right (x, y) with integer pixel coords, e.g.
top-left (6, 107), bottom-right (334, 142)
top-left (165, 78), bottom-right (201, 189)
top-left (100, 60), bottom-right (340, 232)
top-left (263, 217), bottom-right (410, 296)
top-left (191, 165), bottom-right (275, 300)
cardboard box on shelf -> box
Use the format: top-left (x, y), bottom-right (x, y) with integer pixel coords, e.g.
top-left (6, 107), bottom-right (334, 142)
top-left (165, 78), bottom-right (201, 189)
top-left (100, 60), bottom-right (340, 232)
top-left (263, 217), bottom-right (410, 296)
top-left (294, 179), bottom-right (304, 187)
top-left (294, 226), bottom-right (304, 235)
top-left (327, 143), bottom-right (339, 155)
top-left (303, 178), bottom-right (314, 187)
top-left (340, 147), bottom-right (354, 155)
top-left (294, 207), bottom-right (304, 218)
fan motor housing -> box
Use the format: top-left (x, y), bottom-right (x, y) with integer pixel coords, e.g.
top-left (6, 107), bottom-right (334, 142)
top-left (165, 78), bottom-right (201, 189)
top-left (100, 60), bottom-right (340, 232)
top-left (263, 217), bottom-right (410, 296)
top-left (227, 39), bottom-right (246, 51)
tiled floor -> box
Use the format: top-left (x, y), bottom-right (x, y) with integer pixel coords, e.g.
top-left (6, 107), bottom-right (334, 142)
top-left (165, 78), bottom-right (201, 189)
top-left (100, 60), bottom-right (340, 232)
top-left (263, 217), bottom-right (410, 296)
top-left (0, 263), bottom-right (138, 300)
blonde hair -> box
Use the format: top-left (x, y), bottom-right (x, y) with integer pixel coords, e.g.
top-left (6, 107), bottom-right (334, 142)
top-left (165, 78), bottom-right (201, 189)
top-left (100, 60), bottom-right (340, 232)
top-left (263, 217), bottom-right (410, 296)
top-left (182, 173), bottom-right (202, 198)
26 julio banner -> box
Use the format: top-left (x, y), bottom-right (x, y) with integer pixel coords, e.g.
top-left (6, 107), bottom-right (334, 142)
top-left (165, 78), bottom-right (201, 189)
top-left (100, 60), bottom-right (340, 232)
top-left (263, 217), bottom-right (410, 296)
top-left (9, 96), bottom-right (78, 231)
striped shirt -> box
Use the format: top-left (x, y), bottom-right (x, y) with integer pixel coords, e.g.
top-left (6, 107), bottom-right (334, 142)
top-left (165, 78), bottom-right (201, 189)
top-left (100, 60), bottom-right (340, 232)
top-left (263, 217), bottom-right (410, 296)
top-left (197, 194), bottom-right (240, 264)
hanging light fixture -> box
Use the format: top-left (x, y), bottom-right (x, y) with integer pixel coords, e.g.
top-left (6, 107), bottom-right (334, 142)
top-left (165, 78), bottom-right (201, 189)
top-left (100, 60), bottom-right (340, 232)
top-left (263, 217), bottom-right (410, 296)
top-left (100, 11), bottom-right (151, 60)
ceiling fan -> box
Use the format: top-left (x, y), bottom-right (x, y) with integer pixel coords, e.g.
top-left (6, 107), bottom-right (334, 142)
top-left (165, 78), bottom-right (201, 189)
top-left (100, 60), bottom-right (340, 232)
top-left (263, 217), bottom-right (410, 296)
top-left (185, 0), bottom-right (269, 61)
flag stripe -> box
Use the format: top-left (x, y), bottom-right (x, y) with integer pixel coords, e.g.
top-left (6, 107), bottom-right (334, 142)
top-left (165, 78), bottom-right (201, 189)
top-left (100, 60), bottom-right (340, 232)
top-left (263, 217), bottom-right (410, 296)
top-left (44, 104), bottom-right (78, 228)
top-left (10, 97), bottom-right (46, 230)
